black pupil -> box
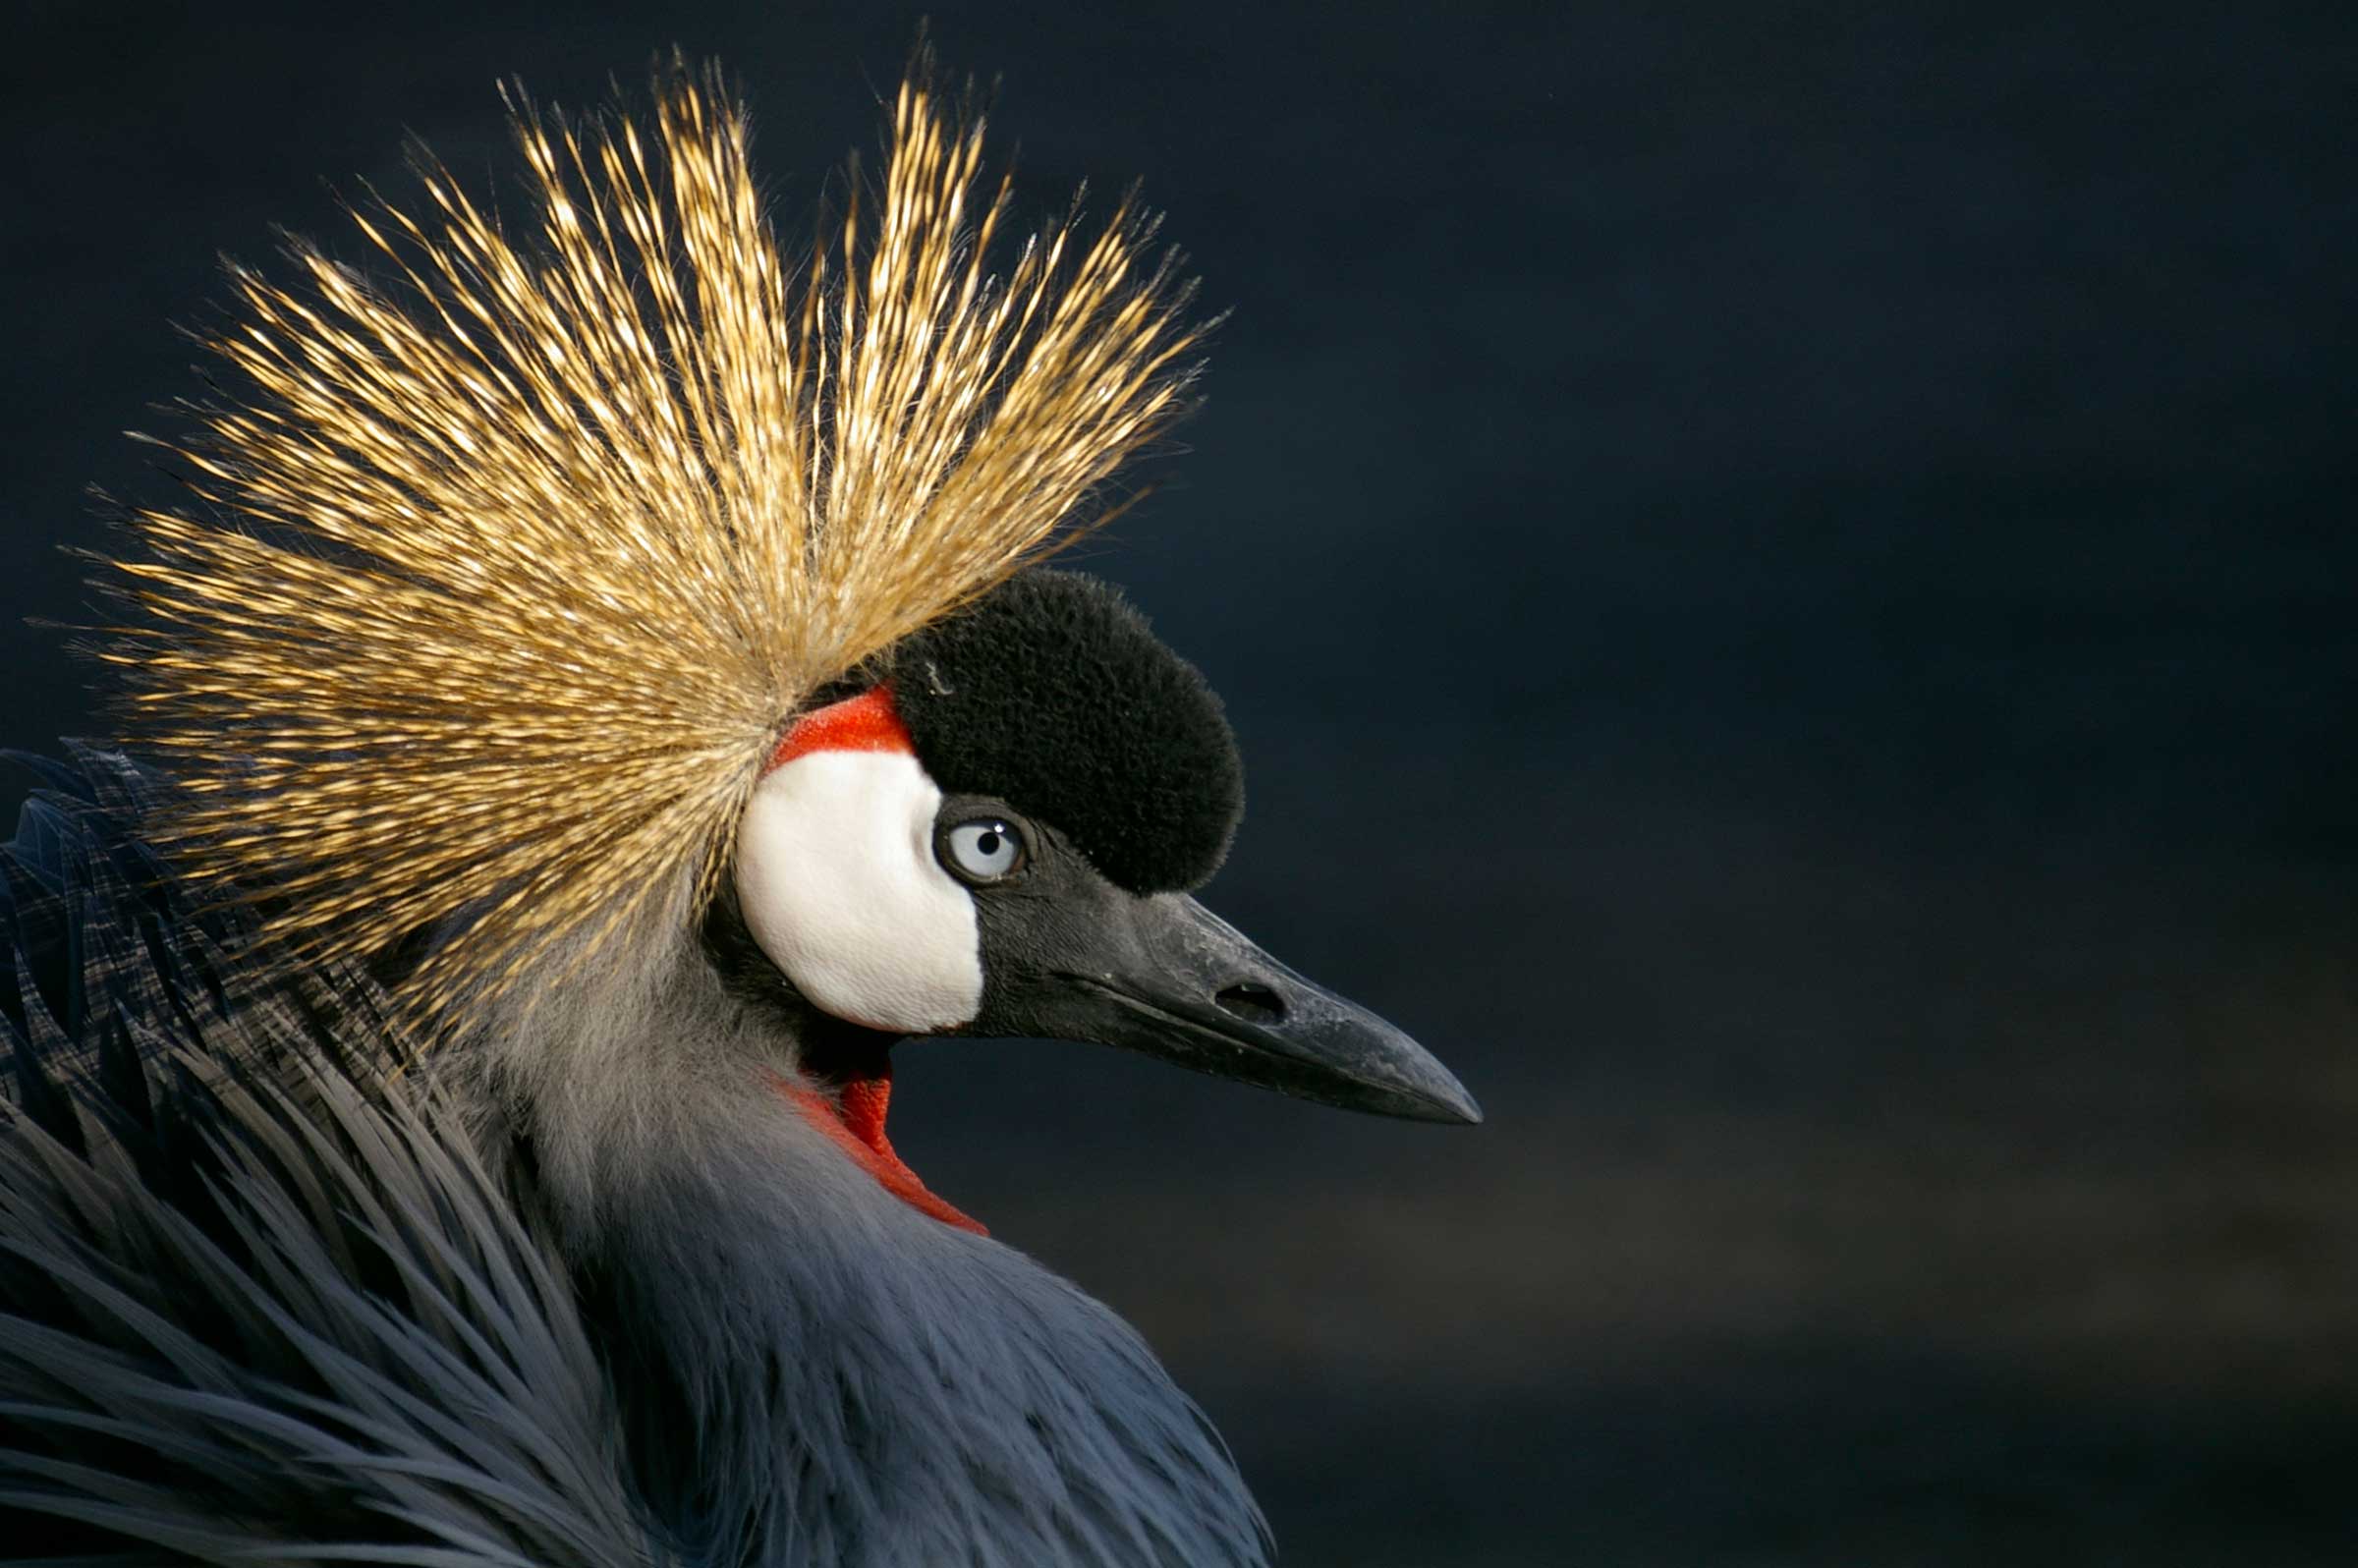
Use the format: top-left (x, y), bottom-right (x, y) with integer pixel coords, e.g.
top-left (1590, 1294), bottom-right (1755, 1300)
top-left (976, 829), bottom-right (1001, 856)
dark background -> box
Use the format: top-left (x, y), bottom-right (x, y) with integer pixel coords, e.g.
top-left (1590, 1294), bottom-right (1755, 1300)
top-left (7, 3), bottom-right (2356, 1562)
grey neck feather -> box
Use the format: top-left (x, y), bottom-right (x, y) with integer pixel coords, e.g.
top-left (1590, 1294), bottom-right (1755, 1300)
top-left (452, 898), bottom-right (1271, 1568)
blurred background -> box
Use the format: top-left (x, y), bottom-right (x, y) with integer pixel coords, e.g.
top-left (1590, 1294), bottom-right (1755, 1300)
top-left (6, 2), bottom-right (2355, 1562)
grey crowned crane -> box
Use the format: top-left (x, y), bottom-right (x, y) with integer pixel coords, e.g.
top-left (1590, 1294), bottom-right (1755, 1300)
top-left (0, 60), bottom-right (1478, 1568)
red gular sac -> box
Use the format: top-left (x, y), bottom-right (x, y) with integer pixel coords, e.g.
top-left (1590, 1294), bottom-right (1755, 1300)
top-left (774, 1064), bottom-right (986, 1236)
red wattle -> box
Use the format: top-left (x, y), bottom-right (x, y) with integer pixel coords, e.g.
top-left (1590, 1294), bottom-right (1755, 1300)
top-left (773, 1069), bottom-right (986, 1236)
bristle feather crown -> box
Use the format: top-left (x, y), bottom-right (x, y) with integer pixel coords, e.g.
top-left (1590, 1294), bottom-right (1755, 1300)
top-left (98, 56), bottom-right (1206, 1026)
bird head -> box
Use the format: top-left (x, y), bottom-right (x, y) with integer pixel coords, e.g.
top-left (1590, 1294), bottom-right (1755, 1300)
top-left (94, 63), bottom-right (1474, 1235)
top-left (730, 569), bottom-right (1475, 1230)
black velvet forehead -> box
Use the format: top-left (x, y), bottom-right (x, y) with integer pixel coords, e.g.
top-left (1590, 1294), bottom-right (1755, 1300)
top-left (884, 571), bottom-right (1243, 894)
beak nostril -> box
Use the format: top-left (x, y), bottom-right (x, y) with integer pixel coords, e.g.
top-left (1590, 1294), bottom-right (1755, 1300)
top-left (1213, 980), bottom-right (1286, 1026)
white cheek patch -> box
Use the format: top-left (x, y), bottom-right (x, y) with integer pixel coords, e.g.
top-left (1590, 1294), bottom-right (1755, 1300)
top-left (734, 751), bottom-right (983, 1034)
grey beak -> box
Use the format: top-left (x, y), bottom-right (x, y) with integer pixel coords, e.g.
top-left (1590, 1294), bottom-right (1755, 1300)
top-left (972, 891), bottom-right (1482, 1125)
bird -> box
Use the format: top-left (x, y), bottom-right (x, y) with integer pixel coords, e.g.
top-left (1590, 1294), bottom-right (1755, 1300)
top-left (0, 56), bottom-right (1478, 1568)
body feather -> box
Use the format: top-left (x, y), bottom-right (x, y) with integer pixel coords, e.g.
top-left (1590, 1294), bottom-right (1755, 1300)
top-left (0, 752), bottom-right (1269, 1565)
top-left (0, 749), bottom-right (662, 1565)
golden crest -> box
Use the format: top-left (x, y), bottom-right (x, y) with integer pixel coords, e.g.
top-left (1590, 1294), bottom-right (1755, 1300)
top-left (101, 57), bottom-right (1206, 1024)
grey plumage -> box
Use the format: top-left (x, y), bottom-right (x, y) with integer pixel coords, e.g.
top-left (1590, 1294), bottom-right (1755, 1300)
top-left (0, 750), bottom-right (1270, 1566)
top-left (0, 749), bottom-right (663, 1564)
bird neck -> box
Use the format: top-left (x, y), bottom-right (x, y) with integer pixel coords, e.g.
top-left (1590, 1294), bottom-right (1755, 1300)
top-left (466, 930), bottom-right (1269, 1567)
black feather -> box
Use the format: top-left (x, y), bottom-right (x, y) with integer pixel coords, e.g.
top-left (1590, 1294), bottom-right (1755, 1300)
top-left (885, 572), bottom-right (1244, 894)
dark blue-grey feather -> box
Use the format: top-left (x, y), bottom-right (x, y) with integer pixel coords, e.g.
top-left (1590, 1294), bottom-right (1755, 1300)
top-left (0, 748), bottom-right (661, 1566)
top-left (3, 750), bottom-right (1273, 1567)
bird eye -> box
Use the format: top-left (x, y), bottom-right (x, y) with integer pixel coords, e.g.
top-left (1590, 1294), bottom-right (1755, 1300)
top-left (940, 816), bottom-right (1027, 884)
